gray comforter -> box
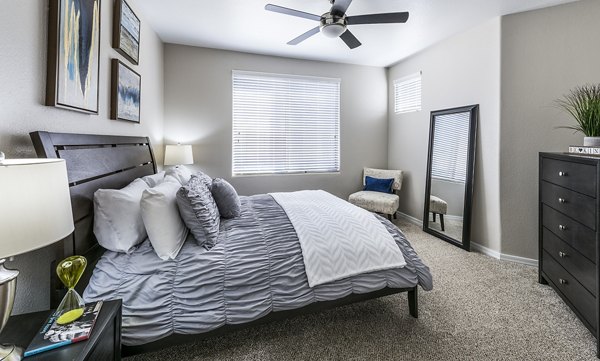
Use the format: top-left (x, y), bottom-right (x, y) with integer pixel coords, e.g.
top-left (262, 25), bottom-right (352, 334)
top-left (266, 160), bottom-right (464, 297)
top-left (84, 194), bottom-right (433, 346)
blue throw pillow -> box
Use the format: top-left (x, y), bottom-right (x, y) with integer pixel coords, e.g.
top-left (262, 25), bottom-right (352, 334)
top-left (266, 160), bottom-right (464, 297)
top-left (364, 176), bottom-right (394, 194)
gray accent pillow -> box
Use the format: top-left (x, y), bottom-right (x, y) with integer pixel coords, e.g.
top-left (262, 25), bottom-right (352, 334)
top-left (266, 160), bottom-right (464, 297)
top-left (211, 178), bottom-right (241, 219)
top-left (176, 176), bottom-right (220, 249)
top-left (191, 171), bottom-right (213, 189)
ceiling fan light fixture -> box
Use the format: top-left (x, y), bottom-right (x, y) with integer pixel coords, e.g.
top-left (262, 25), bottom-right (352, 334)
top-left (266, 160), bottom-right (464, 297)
top-left (320, 13), bottom-right (347, 38)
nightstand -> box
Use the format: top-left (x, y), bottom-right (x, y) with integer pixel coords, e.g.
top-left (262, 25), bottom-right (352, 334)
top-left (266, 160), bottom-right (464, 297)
top-left (0, 299), bottom-right (122, 361)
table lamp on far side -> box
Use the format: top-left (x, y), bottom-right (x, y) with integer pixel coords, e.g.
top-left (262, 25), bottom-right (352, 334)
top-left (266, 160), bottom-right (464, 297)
top-left (164, 144), bottom-right (194, 167)
top-left (0, 154), bottom-right (74, 361)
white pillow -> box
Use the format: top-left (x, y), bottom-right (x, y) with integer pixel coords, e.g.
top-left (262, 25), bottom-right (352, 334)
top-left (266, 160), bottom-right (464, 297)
top-left (141, 171), bottom-right (166, 187)
top-left (141, 177), bottom-right (189, 260)
top-left (93, 179), bottom-right (149, 253)
top-left (165, 165), bottom-right (192, 185)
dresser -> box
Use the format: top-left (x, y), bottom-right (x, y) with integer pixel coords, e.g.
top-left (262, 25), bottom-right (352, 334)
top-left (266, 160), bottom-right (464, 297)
top-left (539, 153), bottom-right (599, 354)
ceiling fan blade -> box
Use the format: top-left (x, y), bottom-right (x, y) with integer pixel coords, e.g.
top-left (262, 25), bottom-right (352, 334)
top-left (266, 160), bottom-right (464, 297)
top-left (347, 12), bottom-right (409, 25)
top-left (265, 4), bottom-right (321, 21)
top-left (288, 27), bottom-right (321, 45)
top-left (331, 0), bottom-right (353, 16)
top-left (339, 30), bottom-right (361, 49)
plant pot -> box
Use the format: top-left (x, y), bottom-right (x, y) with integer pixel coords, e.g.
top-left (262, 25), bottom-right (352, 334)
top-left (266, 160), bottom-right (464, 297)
top-left (584, 137), bottom-right (600, 147)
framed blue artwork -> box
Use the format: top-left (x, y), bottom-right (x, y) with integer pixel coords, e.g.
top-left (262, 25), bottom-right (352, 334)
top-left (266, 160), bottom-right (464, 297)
top-left (46, 0), bottom-right (101, 114)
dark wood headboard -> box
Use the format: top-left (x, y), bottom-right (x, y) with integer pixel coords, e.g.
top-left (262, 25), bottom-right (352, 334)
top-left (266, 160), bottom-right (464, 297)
top-left (29, 131), bottom-right (157, 306)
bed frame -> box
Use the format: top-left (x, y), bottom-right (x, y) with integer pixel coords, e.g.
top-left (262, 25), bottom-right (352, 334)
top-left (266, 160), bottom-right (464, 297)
top-left (29, 131), bottom-right (419, 357)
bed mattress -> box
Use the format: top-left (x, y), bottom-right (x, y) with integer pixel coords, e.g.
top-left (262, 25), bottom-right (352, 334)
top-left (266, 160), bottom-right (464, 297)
top-left (83, 194), bottom-right (433, 346)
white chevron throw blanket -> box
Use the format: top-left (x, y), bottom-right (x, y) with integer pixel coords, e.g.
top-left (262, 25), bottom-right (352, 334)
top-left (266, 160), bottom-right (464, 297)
top-left (270, 190), bottom-right (406, 287)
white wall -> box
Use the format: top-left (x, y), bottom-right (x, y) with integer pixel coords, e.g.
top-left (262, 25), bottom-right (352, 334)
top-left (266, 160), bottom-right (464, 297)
top-left (431, 179), bottom-right (465, 217)
top-left (500, 0), bottom-right (600, 259)
top-left (0, 0), bottom-right (164, 314)
top-left (387, 18), bottom-right (502, 252)
top-left (163, 45), bottom-right (389, 199)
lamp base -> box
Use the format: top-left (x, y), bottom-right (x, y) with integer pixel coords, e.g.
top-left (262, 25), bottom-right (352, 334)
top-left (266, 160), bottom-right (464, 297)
top-left (0, 344), bottom-right (23, 360)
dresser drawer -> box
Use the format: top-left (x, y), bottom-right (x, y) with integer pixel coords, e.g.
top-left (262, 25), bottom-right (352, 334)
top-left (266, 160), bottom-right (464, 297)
top-left (543, 251), bottom-right (596, 330)
top-left (542, 205), bottom-right (596, 257)
top-left (541, 157), bottom-right (597, 197)
top-left (541, 181), bottom-right (596, 230)
top-left (543, 228), bottom-right (596, 293)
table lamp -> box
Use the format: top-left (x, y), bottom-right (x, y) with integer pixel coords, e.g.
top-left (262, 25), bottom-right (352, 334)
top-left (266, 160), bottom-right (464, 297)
top-left (164, 144), bottom-right (194, 167)
top-left (0, 154), bottom-right (74, 361)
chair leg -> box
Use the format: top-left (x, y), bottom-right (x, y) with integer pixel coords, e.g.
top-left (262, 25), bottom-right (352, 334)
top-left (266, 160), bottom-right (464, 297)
top-left (432, 213), bottom-right (436, 222)
top-left (440, 214), bottom-right (445, 232)
top-left (393, 212), bottom-right (397, 220)
top-left (387, 214), bottom-right (392, 221)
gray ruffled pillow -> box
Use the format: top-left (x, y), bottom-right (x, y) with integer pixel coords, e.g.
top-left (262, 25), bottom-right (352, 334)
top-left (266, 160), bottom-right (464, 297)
top-left (211, 178), bottom-right (241, 219)
top-left (176, 176), bottom-right (220, 249)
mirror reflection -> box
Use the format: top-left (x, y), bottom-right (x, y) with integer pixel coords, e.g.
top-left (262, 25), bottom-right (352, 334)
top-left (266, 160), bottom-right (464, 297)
top-left (424, 105), bottom-right (478, 250)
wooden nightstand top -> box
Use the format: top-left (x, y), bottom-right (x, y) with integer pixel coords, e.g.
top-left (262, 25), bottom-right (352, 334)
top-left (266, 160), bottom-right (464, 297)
top-left (0, 299), bottom-right (122, 361)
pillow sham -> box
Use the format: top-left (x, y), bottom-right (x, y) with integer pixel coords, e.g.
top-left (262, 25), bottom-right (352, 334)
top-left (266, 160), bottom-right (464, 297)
top-left (141, 177), bottom-right (189, 260)
top-left (141, 171), bottom-right (166, 187)
top-left (165, 165), bottom-right (193, 185)
top-left (93, 178), bottom-right (149, 253)
top-left (364, 176), bottom-right (395, 194)
top-left (211, 178), bottom-right (241, 219)
top-left (176, 176), bottom-right (220, 249)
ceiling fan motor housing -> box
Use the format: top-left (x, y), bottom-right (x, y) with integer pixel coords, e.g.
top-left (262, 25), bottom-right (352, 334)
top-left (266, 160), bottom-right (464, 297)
top-left (320, 12), bottom-right (347, 38)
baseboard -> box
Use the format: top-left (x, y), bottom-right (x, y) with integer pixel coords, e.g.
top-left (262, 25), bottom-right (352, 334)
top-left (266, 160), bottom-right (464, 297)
top-left (397, 212), bottom-right (538, 267)
top-left (396, 212), bottom-right (422, 227)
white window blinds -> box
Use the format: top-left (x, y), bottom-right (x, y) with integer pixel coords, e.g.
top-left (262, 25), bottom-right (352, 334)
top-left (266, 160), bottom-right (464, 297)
top-left (431, 111), bottom-right (470, 183)
top-left (232, 71), bottom-right (340, 176)
top-left (394, 72), bottom-right (422, 114)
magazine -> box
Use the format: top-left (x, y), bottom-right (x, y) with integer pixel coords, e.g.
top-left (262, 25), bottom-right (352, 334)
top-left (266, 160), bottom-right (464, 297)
top-left (23, 301), bottom-right (103, 357)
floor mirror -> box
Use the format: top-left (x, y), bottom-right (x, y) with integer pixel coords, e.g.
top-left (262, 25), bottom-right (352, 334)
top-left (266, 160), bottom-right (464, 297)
top-left (423, 105), bottom-right (478, 251)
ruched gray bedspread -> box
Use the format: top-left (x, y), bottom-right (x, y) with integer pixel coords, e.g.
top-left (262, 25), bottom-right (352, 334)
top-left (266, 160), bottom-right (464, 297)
top-left (84, 194), bottom-right (433, 346)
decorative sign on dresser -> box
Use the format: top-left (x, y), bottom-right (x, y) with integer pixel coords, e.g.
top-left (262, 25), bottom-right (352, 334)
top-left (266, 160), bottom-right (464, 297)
top-left (539, 152), bottom-right (599, 356)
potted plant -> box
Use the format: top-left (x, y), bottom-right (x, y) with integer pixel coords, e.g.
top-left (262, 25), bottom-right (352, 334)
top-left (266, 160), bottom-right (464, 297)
top-left (557, 84), bottom-right (600, 146)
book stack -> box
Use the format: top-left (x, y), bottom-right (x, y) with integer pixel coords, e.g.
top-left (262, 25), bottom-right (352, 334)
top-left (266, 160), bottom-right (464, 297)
top-left (568, 145), bottom-right (600, 157)
top-left (23, 301), bottom-right (103, 357)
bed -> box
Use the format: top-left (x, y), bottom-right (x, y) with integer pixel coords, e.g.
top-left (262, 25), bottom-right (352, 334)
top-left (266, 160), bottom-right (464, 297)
top-left (30, 131), bottom-right (433, 356)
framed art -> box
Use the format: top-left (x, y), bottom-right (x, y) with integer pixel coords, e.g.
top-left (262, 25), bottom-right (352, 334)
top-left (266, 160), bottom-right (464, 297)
top-left (46, 0), bottom-right (101, 114)
top-left (113, 0), bottom-right (140, 65)
top-left (111, 59), bottom-right (141, 123)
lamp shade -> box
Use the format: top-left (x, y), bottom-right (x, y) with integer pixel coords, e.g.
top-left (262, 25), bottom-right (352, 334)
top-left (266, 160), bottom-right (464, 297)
top-left (164, 144), bottom-right (194, 166)
top-left (0, 159), bottom-right (74, 259)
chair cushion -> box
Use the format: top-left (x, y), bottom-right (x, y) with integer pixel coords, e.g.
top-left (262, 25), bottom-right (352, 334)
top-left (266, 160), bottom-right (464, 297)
top-left (429, 195), bottom-right (448, 215)
top-left (364, 176), bottom-right (394, 194)
top-left (363, 168), bottom-right (403, 191)
top-left (348, 191), bottom-right (399, 215)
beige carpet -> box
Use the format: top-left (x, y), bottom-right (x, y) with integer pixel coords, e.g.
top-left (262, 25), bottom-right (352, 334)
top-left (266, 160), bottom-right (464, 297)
top-left (129, 220), bottom-right (597, 360)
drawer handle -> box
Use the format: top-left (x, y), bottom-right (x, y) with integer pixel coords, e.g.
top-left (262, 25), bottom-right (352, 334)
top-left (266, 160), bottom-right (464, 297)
top-left (558, 251), bottom-right (568, 258)
top-left (558, 225), bottom-right (567, 231)
top-left (558, 171), bottom-right (568, 177)
top-left (559, 278), bottom-right (568, 285)
top-left (558, 198), bottom-right (567, 204)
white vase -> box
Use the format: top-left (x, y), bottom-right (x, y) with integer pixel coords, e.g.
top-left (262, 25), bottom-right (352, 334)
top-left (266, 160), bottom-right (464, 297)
top-left (584, 137), bottom-right (600, 147)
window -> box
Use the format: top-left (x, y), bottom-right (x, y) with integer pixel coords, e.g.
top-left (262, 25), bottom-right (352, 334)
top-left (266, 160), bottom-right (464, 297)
top-left (232, 71), bottom-right (340, 176)
top-left (431, 111), bottom-right (470, 183)
top-left (394, 72), bottom-right (422, 114)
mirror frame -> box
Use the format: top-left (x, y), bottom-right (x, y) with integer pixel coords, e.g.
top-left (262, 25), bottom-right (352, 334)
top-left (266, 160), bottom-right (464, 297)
top-left (423, 104), bottom-right (479, 251)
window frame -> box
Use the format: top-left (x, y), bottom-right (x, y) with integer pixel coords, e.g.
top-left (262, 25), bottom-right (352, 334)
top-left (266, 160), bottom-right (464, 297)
top-left (394, 71), bottom-right (422, 114)
top-left (231, 70), bottom-right (341, 177)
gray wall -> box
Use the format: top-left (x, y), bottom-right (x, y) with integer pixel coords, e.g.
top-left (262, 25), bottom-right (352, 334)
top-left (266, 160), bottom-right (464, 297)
top-left (500, 0), bottom-right (600, 259)
top-left (387, 18), bottom-right (502, 252)
top-left (163, 45), bottom-right (389, 199)
top-left (0, 0), bottom-right (164, 314)
top-left (431, 179), bottom-right (465, 218)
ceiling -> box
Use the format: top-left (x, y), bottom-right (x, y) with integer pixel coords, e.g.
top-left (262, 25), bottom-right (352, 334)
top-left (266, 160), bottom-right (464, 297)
top-left (132, 0), bottom-right (579, 67)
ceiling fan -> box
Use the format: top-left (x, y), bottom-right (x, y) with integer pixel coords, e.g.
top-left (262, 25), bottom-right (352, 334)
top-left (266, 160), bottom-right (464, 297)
top-left (265, 0), bottom-right (409, 49)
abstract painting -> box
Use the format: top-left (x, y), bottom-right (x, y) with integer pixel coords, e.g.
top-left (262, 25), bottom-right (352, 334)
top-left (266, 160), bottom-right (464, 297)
top-left (113, 0), bottom-right (140, 65)
top-left (46, 0), bottom-right (101, 113)
top-left (111, 59), bottom-right (141, 123)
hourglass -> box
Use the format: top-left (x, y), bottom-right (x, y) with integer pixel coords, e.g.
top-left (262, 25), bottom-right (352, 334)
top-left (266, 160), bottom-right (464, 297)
top-left (55, 256), bottom-right (87, 325)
